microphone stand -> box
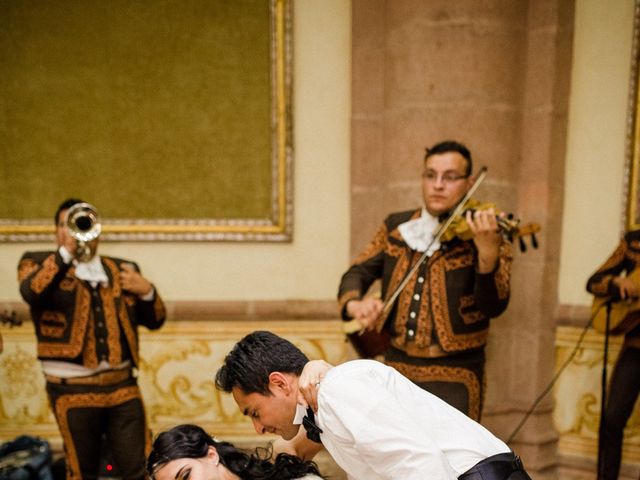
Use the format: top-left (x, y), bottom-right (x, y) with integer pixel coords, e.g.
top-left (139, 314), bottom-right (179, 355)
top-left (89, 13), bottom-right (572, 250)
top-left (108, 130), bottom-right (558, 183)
top-left (597, 299), bottom-right (613, 480)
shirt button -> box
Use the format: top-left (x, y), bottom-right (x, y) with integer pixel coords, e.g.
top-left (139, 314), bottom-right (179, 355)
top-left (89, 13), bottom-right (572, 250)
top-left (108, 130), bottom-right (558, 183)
top-left (98, 322), bottom-right (104, 327)
top-left (99, 338), bottom-right (104, 343)
top-left (410, 312), bottom-right (416, 319)
top-left (413, 294), bottom-right (420, 301)
top-left (408, 329), bottom-right (415, 337)
top-left (95, 306), bottom-right (101, 312)
top-left (418, 277), bottom-right (424, 283)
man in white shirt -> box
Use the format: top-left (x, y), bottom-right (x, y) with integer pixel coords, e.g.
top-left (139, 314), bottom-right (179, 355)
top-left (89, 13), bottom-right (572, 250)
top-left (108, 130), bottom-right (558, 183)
top-left (18, 198), bottom-right (166, 480)
top-left (215, 330), bottom-right (531, 480)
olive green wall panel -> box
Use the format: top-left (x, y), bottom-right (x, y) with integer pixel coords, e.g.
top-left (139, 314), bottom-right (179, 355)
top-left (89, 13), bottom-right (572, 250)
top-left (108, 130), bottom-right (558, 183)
top-left (0, 0), bottom-right (293, 241)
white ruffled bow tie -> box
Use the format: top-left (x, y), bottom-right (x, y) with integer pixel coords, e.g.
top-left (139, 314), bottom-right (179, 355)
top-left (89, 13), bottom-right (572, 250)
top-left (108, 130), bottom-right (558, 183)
top-left (74, 255), bottom-right (109, 285)
top-left (397, 208), bottom-right (441, 255)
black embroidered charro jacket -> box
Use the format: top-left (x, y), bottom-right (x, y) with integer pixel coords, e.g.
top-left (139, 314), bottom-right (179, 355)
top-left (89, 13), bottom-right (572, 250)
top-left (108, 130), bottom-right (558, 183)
top-left (586, 228), bottom-right (640, 348)
top-left (18, 250), bottom-right (166, 367)
top-left (587, 229), bottom-right (640, 298)
top-left (338, 209), bottom-right (512, 357)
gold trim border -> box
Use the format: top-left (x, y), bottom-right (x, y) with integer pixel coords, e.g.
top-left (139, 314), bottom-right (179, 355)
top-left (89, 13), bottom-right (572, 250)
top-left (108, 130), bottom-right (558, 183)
top-left (626, 0), bottom-right (640, 232)
top-left (0, 0), bottom-right (293, 243)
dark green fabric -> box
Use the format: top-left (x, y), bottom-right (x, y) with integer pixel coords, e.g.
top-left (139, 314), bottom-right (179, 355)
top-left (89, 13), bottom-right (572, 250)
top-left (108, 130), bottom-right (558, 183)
top-left (0, 0), bottom-right (273, 220)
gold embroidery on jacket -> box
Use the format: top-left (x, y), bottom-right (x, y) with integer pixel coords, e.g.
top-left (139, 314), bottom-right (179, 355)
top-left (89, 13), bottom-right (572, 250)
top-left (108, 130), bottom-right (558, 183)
top-left (353, 225), bottom-right (388, 265)
top-left (458, 295), bottom-right (483, 325)
top-left (378, 250), bottom-right (411, 333)
top-left (53, 386), bottom-right (143, 479)
top-left (17, 258), bottom-right (38, 282)
top-left (386, 227), bottom-right (411, 258)
top-left (431, 247), bottom-right (488, 352)
top-left (386, 362), bottom-right (481, 421)
top-left (494, 242), bottom-right (512, 299)
top-left (103, 259), bottom-right (123, 365)
top-left (60, 277), bottom-right (77, 291)
top-left (101, 288), bottom-right (122, 366)
top-left (443, 248), bottom-right (475, 271)
top-left (120, 300), bottom-right (138, 365)
top-left (31, 254), bottom-right (59, 294)
top-left (83, 311), bottom-right (97, 369)
top-left (41, 311), bottom-right (66, 338)
top-left (37, 287), bottom-right (91, 359)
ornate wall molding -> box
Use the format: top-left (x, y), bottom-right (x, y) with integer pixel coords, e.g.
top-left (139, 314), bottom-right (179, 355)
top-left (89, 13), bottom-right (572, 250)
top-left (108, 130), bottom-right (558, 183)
top-left (554, 324), bottom-right (640, 472)
top-left (0, 318), bottom-right (349, 448)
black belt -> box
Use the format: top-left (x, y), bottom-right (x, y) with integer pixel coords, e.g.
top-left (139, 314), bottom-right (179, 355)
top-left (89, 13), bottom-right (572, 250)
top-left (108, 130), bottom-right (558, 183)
top-left (458, 452), bottom-right (526, 480)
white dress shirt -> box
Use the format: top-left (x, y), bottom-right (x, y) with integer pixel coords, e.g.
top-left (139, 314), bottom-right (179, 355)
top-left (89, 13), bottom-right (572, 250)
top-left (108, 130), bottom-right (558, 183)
top-left (315, 360), bottom-right (509, 480)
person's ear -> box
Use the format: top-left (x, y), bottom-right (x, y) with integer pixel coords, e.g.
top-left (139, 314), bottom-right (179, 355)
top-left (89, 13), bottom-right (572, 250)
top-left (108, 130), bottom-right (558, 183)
top-left (206, 446), bottom-right (220, 466)
top-left (268, 371), bottom-right (293, 394)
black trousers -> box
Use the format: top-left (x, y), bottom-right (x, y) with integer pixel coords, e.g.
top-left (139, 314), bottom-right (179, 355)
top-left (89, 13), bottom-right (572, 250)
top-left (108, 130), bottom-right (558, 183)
top-left (599, 345), bottom-right (640, 480)
top-left (46, 377), bottom-right (149, 480)
top-left (458, 452), bottom-right (532, 480)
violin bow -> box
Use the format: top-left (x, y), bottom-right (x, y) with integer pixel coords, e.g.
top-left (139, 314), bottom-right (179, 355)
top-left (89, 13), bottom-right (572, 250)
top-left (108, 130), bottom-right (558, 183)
top-left (379, 166), bottom-right (488, 319)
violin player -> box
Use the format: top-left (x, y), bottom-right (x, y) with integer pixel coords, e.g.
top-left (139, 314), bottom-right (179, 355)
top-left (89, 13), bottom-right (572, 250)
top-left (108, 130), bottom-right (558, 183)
top-left (337, 140), bottom-right (512, 420)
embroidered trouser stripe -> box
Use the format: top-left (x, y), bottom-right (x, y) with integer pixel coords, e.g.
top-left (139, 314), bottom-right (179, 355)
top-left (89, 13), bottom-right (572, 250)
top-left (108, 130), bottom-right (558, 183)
top-left (47, 381), bottom-right (150, 480)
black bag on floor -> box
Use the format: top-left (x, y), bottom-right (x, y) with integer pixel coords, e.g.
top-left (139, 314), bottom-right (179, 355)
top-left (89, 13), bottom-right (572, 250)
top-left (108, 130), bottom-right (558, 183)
top-left (0, 436), bottom-right (53, 480)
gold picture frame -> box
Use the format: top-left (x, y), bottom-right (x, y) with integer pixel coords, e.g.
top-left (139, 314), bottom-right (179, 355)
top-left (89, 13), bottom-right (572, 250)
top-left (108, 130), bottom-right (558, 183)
top-left (0, 0), bottom-right (292, 242)
top-left (626, 0), bottom-right (640, 231)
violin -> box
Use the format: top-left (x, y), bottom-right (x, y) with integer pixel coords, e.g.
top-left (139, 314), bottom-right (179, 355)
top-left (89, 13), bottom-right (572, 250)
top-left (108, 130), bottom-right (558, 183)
top-left (440, 198), bottom-right (540, 252)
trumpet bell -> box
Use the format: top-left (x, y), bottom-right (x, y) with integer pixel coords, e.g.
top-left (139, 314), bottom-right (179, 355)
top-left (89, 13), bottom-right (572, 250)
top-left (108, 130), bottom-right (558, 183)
top-left (65, 202), bottom-right (101, 242)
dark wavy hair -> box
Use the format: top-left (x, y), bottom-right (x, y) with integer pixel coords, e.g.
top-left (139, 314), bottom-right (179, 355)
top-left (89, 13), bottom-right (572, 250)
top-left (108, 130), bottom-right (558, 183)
top-left (147, 424), bottom-right (325, 480)
top-left (424, 140), bottom-right (473, 176)
top-left (215, 331), bottom-right (309, 395)
top-left (54, 198), bottom-right (85, 225)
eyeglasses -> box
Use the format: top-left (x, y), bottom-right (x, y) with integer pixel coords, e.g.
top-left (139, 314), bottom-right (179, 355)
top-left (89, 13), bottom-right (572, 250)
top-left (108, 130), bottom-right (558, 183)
top-left (422, 170), bottom-right (469, 184)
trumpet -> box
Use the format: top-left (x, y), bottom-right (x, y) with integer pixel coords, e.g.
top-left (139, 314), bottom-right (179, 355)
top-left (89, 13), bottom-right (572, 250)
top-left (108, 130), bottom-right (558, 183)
top-left (65, 202), bottom-right (101, 262)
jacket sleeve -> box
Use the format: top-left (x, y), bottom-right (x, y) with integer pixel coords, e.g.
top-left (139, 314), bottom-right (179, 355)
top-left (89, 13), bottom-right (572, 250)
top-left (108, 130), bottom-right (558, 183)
top-left (337, 223), bottom-right (388, 320)
top-left (128, 262), bottom-right (167, 330)
top-left (586, 237), bottom-right (627, 298)
top-left (473, 240), bottom-right (513, 318)
top-left (17, 251), bottom-right (71, 308)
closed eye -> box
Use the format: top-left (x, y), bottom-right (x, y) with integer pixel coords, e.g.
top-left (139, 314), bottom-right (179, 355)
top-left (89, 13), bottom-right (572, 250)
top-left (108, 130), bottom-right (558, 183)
top-left (176, 466), bottom-right (191, 480)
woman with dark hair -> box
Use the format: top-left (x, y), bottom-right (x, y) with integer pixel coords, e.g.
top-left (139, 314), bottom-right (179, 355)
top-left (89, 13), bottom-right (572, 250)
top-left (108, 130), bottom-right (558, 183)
top-left (147, 424), bottom-right (325, 480)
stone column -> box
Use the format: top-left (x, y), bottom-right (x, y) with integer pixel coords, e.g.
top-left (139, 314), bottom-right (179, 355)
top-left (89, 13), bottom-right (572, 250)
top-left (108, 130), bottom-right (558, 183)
top-left (351, 1), bottom-right (575, 478)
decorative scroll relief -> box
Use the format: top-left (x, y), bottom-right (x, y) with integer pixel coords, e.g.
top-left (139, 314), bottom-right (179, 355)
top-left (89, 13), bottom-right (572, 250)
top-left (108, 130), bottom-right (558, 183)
top-left (553, 326), bottom-right (640, 463)
top-left (0, 320), bottom-right (348, 444)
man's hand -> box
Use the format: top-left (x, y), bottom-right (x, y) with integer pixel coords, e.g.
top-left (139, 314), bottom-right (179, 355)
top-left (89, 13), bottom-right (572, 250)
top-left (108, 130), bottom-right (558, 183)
top-left (120, 263), bottom-right (152, 297)
top-left (298, 359), bottom-right (333, 412)
top-left (465, 208), bottom-right (501, 273)
top-left (612, 276), bottom-right (639, 300)
top-left (345, 298), bottom-right (384, 331)
top-left (59, 228), bottom-right (79, 260)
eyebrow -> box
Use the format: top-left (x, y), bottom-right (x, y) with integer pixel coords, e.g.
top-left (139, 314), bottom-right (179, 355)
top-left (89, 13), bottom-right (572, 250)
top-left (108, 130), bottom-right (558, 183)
top-left (175, 465), bottom-right (188, 479)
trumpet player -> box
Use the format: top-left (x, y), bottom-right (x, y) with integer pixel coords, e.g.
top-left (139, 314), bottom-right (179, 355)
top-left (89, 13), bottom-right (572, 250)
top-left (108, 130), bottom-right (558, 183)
top-left (17, 198), bottom-right (166, 480)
